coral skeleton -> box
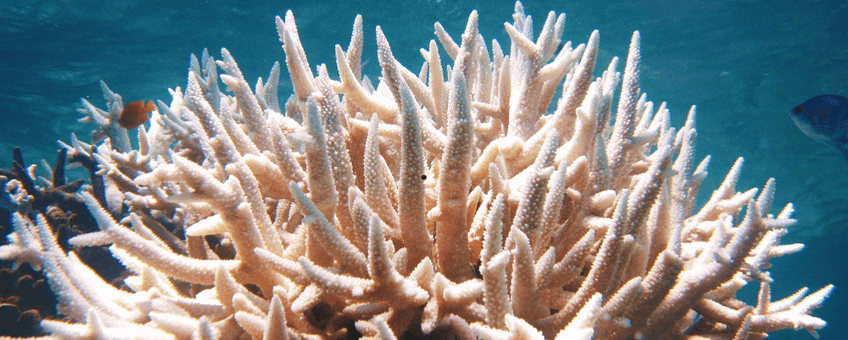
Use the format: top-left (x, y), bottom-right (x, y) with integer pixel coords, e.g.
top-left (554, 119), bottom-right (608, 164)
top-left (0, 2), bottom-right (832, 339)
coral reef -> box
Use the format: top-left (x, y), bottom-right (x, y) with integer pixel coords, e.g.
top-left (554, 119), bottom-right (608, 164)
top-left (0, 147), bottom-right (121, 337)
top-left (0, 2), bottom-right (832, 339)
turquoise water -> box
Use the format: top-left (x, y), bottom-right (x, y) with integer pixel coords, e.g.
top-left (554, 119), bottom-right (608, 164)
top-left (0, 0), bottom-right (844, 338)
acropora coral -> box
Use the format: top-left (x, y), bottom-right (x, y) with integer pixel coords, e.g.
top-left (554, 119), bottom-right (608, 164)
top-left (0, 2), bottom-right (832, 339)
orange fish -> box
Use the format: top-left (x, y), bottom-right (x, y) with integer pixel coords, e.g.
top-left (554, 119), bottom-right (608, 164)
top-left (118, 100), bottom-right (155, 129)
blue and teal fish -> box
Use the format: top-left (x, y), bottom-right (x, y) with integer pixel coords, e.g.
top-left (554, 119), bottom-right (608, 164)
top-left (790, 94), bottom-right (848, 160)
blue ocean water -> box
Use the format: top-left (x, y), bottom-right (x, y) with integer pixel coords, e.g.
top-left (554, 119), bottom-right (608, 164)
top-left (0, 0), bottom-right (844, 338)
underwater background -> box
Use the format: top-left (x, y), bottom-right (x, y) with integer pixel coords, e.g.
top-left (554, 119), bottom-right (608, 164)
top-left (0, 0), bottom-right (844, 338)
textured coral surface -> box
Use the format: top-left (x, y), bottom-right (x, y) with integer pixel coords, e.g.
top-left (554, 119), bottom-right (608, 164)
top-left (0, 2), bottom-right (831, 339)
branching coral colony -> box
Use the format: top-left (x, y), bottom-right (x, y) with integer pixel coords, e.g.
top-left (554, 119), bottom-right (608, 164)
top-left (0, 2), bottom-right (833, 339)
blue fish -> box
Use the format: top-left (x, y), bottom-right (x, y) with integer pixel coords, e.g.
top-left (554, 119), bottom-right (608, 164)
top-left (790, 94), bottom-right (848, 160)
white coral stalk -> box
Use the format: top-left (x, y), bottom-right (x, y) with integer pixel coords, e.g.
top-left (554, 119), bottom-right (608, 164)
top-left (1, 2), bottom-right (831, 339)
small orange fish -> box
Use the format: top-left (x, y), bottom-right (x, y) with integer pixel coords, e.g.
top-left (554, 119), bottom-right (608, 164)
top-left (118, 100), bottom-right (155, 129)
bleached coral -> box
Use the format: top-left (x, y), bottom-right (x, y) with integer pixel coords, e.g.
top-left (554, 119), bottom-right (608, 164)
top-left (0, 2), bottom-right (832, 339)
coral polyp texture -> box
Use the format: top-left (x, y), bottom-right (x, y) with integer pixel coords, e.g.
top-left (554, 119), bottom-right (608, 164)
top-left (0, 2), bottom-right (832, 339)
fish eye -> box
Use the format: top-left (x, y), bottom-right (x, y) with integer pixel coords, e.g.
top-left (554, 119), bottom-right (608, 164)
top-left (792, 106), bottom-right (803, 114)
